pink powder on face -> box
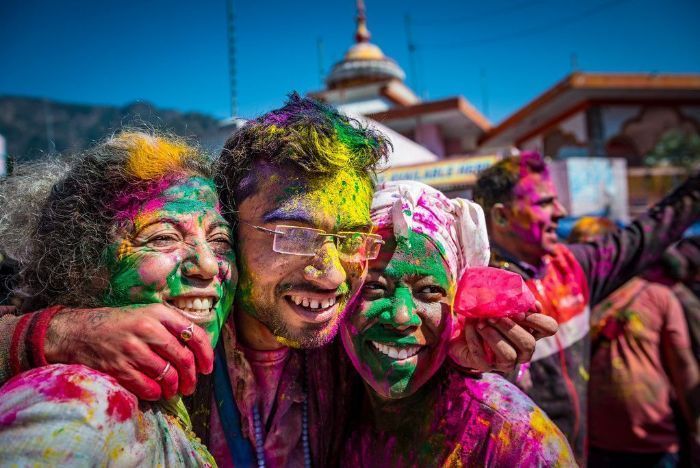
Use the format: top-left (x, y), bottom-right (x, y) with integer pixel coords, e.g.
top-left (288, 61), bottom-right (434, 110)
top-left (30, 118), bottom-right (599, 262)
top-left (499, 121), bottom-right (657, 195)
top-left (111, 177), bottom-right (177, 223)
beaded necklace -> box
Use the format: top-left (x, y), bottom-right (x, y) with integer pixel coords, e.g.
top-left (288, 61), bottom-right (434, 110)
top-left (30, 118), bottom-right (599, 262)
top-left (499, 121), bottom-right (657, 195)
top-left (252, 351), bottom-right (312, 468)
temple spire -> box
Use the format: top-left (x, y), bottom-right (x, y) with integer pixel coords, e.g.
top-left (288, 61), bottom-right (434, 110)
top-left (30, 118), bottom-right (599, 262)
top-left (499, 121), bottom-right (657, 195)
top-left (355, 0), bottom-right (371, 43)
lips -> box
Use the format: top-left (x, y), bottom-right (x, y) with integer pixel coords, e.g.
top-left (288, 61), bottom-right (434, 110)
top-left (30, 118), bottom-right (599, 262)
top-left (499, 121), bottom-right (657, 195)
top-left (284, 293), bottom-right (343, 324)
top-left (166, 295), bottom-right (218, 324)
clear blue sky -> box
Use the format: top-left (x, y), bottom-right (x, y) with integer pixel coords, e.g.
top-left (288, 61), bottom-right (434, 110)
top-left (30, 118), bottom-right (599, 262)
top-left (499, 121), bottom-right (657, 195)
top-left (2, 0), bottom-right (699, 124)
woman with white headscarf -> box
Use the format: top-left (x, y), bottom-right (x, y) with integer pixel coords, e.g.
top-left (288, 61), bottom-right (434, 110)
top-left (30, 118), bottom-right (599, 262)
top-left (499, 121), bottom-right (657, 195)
top-left (339, 181), bottom-right (575, 466)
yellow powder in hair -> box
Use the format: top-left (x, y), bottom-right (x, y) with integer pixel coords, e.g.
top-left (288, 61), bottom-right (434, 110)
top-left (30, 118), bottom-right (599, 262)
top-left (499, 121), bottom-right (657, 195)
top-left (117, 132), bottom-right (192, 180)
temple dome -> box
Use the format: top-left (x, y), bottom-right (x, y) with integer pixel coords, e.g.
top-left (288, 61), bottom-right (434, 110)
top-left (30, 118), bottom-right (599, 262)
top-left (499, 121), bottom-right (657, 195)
top-left (326, 1), bottom-right (406, 89)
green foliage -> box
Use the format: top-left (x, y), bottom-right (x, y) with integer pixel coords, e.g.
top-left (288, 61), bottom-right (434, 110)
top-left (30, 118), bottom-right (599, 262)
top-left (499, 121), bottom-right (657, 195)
top-left (645, 129), bottom-right (700, 168)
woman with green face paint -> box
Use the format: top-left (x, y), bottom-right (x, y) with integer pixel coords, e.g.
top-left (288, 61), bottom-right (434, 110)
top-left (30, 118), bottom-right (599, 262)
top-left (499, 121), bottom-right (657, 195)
top-left (0, 132), bottom-right (236, 466)
top-left (340, 181), bottom-right (575, 466)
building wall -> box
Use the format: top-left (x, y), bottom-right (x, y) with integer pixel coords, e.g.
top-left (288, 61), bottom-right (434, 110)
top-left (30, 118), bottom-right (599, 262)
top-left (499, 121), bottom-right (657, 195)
top-left (526, 103), bottom-right (700, 165)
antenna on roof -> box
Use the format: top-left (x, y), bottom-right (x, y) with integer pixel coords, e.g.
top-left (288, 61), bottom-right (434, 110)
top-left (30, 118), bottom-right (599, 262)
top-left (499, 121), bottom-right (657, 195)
top-left (480, 68), bottom-right (490, 118)
top-left (226, 0), bottom-right (238, 117)
top-left (570, 52), bottom-right (579, 72)
top-left (405, 14), bottom-right (419, 95)
top-left (317, 37), bottom-right (325, 87)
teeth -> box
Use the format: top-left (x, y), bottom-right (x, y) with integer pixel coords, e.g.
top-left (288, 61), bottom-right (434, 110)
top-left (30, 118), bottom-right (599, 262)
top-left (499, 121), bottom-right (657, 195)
top-left (171, 297), bottom-right (216, 313)
top-left (371, 341), bottom-right (421, 360)
top-left (290, 295), bottom-right (339, 310)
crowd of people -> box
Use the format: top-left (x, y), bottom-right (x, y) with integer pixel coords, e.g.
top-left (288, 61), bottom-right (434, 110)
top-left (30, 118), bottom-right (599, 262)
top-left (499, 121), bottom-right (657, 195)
top-left (0, 94), bottom-right (698, 467)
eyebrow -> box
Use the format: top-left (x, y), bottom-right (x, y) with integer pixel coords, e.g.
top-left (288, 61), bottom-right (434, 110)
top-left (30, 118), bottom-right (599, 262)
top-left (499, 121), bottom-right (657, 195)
top-left (262, 208), bottom-right (314, 225)
top-left (340, 223), bottom-right (373, 232)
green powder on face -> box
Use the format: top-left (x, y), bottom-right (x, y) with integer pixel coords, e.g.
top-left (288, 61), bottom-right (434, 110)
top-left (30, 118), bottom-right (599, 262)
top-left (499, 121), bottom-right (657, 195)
top-left (353, 231), bottom-right (452, 396)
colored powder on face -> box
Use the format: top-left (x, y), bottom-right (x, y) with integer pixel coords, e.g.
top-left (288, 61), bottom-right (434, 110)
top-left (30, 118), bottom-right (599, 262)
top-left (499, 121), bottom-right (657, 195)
top-left (103, 178), bottom-right (236, 346)
top-left (350, 230), bottom-right (452, 397)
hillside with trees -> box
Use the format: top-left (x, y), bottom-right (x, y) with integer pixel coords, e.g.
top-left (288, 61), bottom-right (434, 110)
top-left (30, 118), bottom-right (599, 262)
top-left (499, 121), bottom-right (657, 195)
top-left (0, 96), bottom-right (222, 162)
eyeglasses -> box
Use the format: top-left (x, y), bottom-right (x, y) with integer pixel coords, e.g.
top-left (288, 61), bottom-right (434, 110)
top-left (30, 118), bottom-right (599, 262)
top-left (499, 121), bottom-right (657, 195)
top-left (240, 222), bottom-right (384, 262)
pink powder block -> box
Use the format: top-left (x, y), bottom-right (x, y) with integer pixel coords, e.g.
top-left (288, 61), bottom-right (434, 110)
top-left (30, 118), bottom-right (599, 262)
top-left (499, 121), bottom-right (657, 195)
top-left (454, 267), bottom-right (536, 319)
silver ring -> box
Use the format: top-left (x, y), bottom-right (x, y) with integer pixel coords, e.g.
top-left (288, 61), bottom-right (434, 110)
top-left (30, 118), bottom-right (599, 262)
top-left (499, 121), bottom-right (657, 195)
top-left (155, 362), bottom-right (171, 382)
top-left (180, 323), bottom-right (195, 341)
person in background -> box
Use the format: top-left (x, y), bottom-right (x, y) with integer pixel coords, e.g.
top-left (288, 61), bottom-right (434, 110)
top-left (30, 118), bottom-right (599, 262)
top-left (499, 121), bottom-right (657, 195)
top-left (473, 151), bottom-right (700, 465)
top-left (569, 216), bottom-right (699, 468)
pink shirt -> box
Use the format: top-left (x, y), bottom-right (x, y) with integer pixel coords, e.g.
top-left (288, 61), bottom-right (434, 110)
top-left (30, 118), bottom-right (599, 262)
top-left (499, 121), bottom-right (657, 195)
top-left (589, 278), bottom-right (691, 453)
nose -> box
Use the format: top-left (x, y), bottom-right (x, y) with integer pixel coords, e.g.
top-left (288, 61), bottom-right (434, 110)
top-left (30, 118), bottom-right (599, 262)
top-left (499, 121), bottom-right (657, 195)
top-left (302, 241), bottom-right (347, 289)
top-left (182, 241), bottom-right (220, 280)
top-left (553, 200), bottom-right (567, 220)
top-left (381, 288), bottom-right (420, 332)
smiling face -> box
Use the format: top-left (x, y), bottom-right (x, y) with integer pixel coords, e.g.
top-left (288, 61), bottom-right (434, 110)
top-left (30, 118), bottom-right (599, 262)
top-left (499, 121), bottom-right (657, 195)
top-left (234, 164), bottom-right (373, 349)
top-left (103, 176), bottom-right (237, 346)
top-left (340, 228), bottom-right (453, 399)
top-left (504, 172), bottom-right (566, 262)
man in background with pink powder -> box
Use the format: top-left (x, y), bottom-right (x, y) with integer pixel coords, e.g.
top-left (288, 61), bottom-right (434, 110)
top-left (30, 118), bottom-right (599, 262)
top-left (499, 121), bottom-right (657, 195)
top-left (474, 152), bottom-right (700, 465)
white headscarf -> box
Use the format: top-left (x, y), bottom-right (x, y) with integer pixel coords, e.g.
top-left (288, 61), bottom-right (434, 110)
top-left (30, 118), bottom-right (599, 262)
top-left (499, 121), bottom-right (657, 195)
top-left (371, 180), bottom-right (490, 280)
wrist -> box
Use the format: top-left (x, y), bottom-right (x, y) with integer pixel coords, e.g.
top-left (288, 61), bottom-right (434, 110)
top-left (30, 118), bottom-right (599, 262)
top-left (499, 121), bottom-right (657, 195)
top-left (28, 306), bottom-right (65, 366)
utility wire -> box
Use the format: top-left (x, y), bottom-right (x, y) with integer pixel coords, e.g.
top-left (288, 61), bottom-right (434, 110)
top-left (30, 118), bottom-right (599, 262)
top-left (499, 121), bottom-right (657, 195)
top-left (419, 0), bottom-right (628, 50)
top-left (413, 0), bottom-right (549, 27)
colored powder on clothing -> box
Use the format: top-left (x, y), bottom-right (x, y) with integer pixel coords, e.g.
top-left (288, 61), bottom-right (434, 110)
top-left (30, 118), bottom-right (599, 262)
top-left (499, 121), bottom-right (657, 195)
top-left (106, 389), bottom-right (135, 422)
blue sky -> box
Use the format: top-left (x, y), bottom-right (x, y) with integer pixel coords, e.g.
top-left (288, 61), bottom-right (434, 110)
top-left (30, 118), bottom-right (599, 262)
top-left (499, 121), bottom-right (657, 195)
top-left (2, 0), bottom-right (699, 123)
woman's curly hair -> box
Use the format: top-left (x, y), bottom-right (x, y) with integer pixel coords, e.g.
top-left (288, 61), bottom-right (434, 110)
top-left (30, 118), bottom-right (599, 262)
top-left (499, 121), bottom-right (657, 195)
top-left (0, 130), bottom-right (213, 310)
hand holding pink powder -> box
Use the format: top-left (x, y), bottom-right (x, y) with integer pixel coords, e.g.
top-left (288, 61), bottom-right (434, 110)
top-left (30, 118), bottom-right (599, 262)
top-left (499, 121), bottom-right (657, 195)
top-left (453, 266), bottom-right (536, 320)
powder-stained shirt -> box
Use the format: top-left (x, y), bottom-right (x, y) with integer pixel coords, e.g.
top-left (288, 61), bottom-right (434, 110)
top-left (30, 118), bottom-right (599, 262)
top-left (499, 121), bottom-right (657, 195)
top-left (341, 370), bottom-right (576, 467)
top-left (491, 172), bottom-right (700, 464)
top-left (0, 364), bottom-right (215, 467)
top-left (589, 277), bottom-right (690, 453)
top-left (207, 319), bottom-right (359, 467)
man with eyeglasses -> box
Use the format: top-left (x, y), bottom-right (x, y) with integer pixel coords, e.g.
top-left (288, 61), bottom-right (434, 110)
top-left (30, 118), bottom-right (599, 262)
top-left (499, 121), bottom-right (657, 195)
top-left (0, 95), bottom-right (557, 465)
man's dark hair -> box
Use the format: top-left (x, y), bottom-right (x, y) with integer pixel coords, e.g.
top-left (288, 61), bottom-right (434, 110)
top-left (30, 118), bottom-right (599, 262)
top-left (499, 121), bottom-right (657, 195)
top-left (473, 151), bottom-right (548, 221)
top-left (215, 93), bottom-right (390, 214)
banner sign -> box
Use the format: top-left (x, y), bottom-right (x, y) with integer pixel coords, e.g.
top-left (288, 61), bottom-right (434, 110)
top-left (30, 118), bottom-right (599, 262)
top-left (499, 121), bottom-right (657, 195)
top-left (376, 155), bottom-right (500, 188)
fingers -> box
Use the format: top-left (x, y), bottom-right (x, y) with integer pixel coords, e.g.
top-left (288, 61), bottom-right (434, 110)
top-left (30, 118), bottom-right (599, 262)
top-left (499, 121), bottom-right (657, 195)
top-left (115, 367), bottom-right (163, 401)
top-left (485, 318), bottom-right (536, 364)
top-left (122, 339), bottom-right (180, 400)
top-left (448, 322), bottom-right (490, 372)
top-left (476, 324), bottom-right (519, 372)
top-left (153, 306), bottom-right (215, 375)
top-left (514, 313), bottom-right (558, 340)
top-left (143, 331), bottom-right (198, 397)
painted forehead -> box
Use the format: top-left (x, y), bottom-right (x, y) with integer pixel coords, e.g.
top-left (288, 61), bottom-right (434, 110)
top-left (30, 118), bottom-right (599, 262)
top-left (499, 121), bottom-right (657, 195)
top-left (258, 168), bottom-right (373, 230)
top-left (131, 177), bottom-right (223, 230)
top-left (376, 230), bottom-right (450, 287)
top-left (513, 172), bottom-right (555, 201)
